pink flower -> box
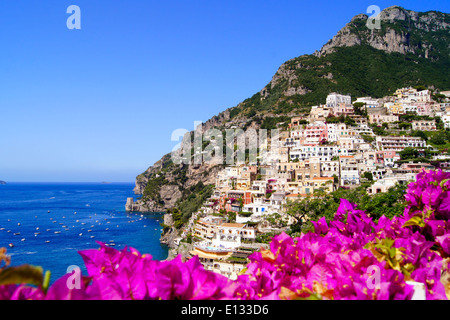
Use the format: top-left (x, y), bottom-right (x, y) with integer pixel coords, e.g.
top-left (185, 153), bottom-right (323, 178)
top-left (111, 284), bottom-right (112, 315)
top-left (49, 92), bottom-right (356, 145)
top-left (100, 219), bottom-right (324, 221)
top-left (436, 234), bottom-right (450, 257)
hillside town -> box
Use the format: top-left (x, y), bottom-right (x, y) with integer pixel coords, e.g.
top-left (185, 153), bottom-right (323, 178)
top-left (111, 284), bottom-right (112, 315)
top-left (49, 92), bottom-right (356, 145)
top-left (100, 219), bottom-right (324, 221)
top-left (166, 87), bottom-right (450, 280)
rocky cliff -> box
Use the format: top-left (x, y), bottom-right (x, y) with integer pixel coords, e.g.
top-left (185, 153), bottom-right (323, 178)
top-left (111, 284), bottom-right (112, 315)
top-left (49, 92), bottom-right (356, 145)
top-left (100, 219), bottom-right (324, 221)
top-left (315, 6), bottom-right (449, 59)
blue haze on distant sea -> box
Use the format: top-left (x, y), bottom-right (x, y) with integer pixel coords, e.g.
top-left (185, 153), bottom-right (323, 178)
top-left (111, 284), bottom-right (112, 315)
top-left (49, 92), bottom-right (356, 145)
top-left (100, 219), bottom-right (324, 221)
top-left (0, 183), bottom-right (168, 283)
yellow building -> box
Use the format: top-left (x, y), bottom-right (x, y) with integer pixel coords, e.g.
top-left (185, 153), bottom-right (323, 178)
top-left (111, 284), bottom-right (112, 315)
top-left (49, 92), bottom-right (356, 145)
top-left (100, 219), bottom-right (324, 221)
top-left (388, 102), bottom-right (405, 115)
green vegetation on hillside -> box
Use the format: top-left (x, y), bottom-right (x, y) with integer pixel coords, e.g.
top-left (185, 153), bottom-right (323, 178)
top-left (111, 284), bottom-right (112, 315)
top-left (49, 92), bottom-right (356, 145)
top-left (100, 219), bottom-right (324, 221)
top-left (172, 182), bottom-right (215, 227)
top-left (232, 40), bottom-right (449, 119)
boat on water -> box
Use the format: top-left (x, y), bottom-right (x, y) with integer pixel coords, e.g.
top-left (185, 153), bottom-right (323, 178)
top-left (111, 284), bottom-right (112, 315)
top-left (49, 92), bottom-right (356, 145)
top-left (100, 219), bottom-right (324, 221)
top-left (8, 243), bottom-right (14, 248)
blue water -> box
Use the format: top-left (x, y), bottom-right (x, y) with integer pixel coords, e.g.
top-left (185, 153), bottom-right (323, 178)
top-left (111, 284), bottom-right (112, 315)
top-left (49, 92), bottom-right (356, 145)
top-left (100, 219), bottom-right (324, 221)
top-left (0, 183), bottom-right (168, 283)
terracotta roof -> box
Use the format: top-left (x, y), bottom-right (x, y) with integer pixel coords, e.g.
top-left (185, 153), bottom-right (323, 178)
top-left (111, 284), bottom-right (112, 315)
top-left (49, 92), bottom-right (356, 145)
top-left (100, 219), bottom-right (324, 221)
top-left (220, 223), bottom-right (245, 228)
top-left (286, 194), bottom-right (310, 198)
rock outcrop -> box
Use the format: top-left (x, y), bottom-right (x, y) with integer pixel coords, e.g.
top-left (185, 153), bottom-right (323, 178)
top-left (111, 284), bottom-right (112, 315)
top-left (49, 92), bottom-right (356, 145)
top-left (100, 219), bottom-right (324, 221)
top-left (315, 6), bottom-right (449, 58)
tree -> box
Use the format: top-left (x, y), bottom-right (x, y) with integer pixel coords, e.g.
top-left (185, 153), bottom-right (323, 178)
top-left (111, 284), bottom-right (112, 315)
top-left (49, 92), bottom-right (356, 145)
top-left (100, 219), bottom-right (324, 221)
top-left (344, 116), bottom-right (357, 127)
top-left (353, 102), bottom-right (368, 117)
top-left (411, 130), bottom-right (428, 141)
top-left (398, 122), bottom-right (412, 130)
top-left (429, 131), bottom-right (447, 145)
top-left (363, 171), bottom-right (374, 181)
top-left (363, 183), bottom-right (407, 220)
top-left (399, 147), bottom-right (420, 160)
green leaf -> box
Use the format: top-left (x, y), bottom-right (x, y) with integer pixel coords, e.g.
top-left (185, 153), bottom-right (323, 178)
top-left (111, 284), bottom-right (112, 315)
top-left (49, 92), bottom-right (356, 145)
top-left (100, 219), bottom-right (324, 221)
top-left (440, 178), bottom-right (450, 191)
top-left (296, 293), bottom-right (323, 300)
top-left (0, 265), bottom-right (44, 287)
top-left (402, 215), bottom-right (425, 228)
top-left (42, 270), bottom-right (51, 293)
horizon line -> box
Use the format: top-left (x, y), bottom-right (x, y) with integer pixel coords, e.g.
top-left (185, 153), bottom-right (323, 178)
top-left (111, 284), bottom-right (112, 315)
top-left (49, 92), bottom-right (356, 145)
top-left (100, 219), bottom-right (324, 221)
top-left (0, 181), bottom-right (135, 184)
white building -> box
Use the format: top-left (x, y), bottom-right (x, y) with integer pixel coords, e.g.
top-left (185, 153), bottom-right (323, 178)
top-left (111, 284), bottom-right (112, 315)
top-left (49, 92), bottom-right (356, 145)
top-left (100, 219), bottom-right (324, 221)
top-left (211, 223), bottom-right (256, 250)
top-left (375, 136), bottom-right (426, 152)
top-left (355, 97), bottom-right (380, 108)
top-left (403, 104), bottom-right (418, 114)
top-left (442, 113), bottom-right (450, 129)
top-left (290, 146), bottom-right (338, 162)
top-left (326, 123), bottom-right (339, 142)
top-left (320, 160), bottom-right (340, 178)
top-left (340, 168), bottom-right (360, 186)
top-left (326, 93), bottom-right (351, 108)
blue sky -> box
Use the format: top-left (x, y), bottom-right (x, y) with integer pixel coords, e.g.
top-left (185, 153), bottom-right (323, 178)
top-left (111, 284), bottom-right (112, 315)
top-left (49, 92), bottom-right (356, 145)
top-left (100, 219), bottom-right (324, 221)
top-left (0, 0), bottom-right (448, 182)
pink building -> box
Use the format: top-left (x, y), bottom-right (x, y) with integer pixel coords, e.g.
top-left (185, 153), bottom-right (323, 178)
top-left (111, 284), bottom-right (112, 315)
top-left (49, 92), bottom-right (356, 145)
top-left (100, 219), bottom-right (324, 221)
top-left (416, 103), bottom-right (433, 116)
top-left (376, 151), bottom-right (384, 165)
top-left (333, 103), bottom-right (355, 116)
top-left (304, 124), bottom-right (328, 146)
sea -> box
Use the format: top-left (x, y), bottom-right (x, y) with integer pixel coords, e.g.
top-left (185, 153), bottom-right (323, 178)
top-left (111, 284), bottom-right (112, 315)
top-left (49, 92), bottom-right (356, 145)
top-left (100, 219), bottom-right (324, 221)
top-left (0, 182), bottom-right (168, 283)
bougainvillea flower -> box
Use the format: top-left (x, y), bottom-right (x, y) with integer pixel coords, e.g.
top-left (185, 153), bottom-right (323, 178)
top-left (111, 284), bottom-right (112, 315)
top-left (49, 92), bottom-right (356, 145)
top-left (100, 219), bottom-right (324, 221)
top-left (0, 284), bottom-right (45, 300)
top-left (436, 234), bottom-right (450, 257)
